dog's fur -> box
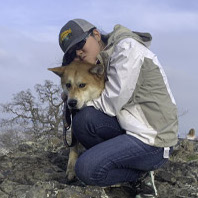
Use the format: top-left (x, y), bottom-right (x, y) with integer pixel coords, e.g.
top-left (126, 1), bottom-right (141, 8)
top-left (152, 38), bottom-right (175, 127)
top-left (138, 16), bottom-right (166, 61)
top-left (48, 61), bottom-right (105, 181)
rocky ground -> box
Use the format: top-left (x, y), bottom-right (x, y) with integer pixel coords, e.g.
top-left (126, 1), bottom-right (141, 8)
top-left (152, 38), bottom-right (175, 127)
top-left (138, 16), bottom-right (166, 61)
top-left (0, 136), bottom-right (198, 198)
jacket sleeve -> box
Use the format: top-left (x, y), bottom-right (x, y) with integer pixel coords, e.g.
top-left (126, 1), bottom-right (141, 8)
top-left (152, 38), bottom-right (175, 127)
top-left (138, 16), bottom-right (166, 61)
top-left (87, 38), bottom-right (144, 116)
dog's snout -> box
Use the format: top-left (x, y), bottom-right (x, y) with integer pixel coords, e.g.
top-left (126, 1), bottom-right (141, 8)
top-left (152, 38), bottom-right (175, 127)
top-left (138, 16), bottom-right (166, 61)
top-left (68, 99), bottom-right (77, 108)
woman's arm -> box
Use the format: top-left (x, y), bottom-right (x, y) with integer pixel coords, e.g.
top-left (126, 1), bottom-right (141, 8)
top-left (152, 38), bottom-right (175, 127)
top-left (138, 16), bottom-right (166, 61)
top-left (87, 38), bottom-right (144, 116)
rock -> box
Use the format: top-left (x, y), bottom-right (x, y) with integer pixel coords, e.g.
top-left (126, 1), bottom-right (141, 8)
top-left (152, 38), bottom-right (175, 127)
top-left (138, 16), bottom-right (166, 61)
top-left (0, 137), bottom-right (198, 198)
top-left (155, 139), bottom-right (198, 198)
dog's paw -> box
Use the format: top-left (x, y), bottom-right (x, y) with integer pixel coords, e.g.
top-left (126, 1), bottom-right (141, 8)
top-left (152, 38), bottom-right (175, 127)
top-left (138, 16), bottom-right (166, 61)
top-left (66, 145), bottom-right (79, 182)
top-left (66, 168), bottom-right (76, 182)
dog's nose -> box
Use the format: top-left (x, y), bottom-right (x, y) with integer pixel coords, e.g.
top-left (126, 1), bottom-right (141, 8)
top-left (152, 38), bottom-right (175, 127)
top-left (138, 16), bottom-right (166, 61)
top-left (68, 99), bottom-right (77, 108)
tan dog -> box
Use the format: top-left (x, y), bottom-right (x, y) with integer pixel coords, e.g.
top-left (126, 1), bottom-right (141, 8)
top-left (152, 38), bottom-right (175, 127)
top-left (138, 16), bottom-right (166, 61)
top-left (48, 61), bottom-right (105, 181)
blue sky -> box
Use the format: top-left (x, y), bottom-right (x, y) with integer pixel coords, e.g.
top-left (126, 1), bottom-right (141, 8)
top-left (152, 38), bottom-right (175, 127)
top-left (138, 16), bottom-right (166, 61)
top-left (0, 0), bottom-right (197, 137)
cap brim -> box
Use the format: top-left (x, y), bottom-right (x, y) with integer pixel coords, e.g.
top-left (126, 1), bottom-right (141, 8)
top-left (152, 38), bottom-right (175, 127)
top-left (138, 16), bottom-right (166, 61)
top-left (64, 32), bottom-right (89, 55)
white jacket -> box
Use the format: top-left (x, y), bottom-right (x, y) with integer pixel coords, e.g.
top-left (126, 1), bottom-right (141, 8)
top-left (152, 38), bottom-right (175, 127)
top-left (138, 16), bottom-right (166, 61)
top-left (87, 25), bottom-right (178, 147)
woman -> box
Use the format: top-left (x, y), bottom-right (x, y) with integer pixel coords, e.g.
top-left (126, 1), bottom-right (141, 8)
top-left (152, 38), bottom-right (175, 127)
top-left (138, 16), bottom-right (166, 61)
top-left (59, 18), bottom-right (178, 197)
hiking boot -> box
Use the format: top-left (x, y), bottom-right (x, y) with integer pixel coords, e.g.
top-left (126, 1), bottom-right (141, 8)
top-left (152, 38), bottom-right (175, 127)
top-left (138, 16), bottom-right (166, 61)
top-left (135, 171), bottom-right (158, 198)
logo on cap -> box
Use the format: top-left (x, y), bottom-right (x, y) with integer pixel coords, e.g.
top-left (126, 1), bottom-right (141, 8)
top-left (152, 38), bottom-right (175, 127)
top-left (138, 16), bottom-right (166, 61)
top-left (60, 28), bottom-right (72, 43)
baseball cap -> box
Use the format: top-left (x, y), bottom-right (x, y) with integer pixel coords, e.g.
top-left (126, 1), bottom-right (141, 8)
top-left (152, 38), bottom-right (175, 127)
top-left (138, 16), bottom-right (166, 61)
top-left (59, 19), bottom-right (96, 55)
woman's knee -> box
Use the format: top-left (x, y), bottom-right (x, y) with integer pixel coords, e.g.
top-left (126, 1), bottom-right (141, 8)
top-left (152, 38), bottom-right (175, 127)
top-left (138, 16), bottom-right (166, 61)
top-left (73, 106), bottom-right (95, 125)
top-left (72, 107), bottom-right (97, 136)
top-left (72, 107), bottom-right (101, 148)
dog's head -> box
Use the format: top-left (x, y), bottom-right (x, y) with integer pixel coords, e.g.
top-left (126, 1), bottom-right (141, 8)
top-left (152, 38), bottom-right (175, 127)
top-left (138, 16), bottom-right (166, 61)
top-left (48, 61), bottom-right (105, 109)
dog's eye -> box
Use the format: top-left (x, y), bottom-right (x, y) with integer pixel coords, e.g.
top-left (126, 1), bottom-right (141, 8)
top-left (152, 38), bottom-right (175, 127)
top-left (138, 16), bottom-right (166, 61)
top-left (66, 83), bottom-right (71, 89)
top-left (79, 83), bottom-right (86, 88)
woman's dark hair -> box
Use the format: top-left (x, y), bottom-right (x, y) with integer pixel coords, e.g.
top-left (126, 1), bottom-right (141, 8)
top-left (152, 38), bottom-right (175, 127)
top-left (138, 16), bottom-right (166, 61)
top-left (101, 34), bottom-right (109, 45)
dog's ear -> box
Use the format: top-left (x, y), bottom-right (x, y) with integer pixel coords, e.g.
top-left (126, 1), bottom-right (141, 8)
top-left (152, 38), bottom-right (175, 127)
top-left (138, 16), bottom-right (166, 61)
top-left (48, 66), bottom-right (66, 77)
top-left (89, 65), bottom-right (104, 76)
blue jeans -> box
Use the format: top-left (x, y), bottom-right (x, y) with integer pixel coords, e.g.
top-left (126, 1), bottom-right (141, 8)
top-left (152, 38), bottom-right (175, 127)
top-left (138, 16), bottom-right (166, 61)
top-left (72, 107), bottom-right (170, 187)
